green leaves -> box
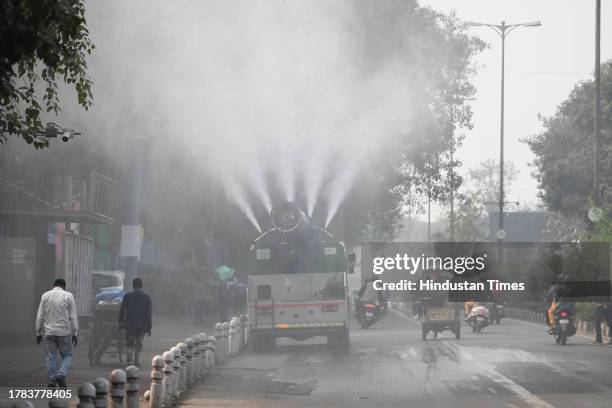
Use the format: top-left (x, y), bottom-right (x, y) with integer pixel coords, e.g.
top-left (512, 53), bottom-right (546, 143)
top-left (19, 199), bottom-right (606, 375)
top-left (0, 0), bottom-right (94, 147)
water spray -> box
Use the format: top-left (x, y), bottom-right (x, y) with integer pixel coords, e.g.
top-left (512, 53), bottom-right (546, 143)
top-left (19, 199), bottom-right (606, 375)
top-left (224, 176), bottom-right (262, 233)
top-left (324, 167), bottom-right (356, 228)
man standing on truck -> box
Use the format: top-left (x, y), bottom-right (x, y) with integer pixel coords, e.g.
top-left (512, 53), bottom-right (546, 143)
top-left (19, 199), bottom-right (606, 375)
top-left (35, 278), bottom-right (78, 388)
top-left (119, 278), bottom-right (152, 367)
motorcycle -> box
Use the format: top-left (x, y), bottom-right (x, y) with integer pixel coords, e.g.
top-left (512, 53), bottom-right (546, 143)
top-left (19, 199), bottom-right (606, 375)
top-left (467, 305), bottom-right (489, 333)
top-left (358, 301), bottom-right (381, 329)
top-left (550, 305), bottom-right (576, 345)
top-left (489, 302), bottom-right (504, 325)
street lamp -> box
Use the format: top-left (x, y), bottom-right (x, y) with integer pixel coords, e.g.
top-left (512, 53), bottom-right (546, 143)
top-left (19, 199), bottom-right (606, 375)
top-left (467, 20), bottom-right (541, 260)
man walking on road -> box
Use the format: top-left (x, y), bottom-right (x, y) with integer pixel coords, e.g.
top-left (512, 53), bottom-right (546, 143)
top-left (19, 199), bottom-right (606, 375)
top-left (35, 278), bottom-right (78, 388)
top-left (119, 278), bottom-right (152, 367)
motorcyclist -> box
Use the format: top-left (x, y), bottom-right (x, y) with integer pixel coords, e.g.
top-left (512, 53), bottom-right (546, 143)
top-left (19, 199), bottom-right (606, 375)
top-left (547, 276), bottom-right (575, 333)
top-left (464, 299), bottom-right (477, 317)
top-left (356, 275), bottom-right (386, 319)
top-left (465, 302), bottom-right (489, 321)
top-left (544, 281), bottom-right (559, 328)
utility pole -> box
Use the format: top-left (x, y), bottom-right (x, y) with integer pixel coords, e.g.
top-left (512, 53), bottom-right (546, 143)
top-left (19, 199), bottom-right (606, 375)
top-left (594, 0), bottom-right (601, 207)
top-left (123, 140), bottom-right (144, 285)
top-left (449, 130), bottom-right (455, 242)
top-left (468, 19), bottom-right (541, 262)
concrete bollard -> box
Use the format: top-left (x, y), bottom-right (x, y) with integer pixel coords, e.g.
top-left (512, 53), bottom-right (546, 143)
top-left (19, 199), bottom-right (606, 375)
top-left (233, 317), bottom-right (242, 354)
top-left (239, 314), bottom-right (246, 351)
top-left (228, 318), bottom-right (237, 357)
top-left (198, 333), bottom-right (207, 378)
top-left (49, 399), bottom-right (68, 408)
top-left (93, 378), bottom-right (110, 408)
top-left (177, 342), bottom-right (188, 392)
top-left (214, 323), bottom-right (224, 364)
top-left (243, 314), bottom-right (249, 347)
top-left (192, 335), bottom-right (201, 383)
top-left (222, 322), bottom-right (230, 360)
top-left (78, 383), bottom-right (97, 408)
top-left (124, 366), bottom-right (139, 408)
top-left (185, 338), bottom-right (194, 387)
top-left (206, 335), bottom-right (216, 370)
top-left (109, 369), bottom-right (127, 408)
top-left (170, 346), bottom-right (181, 397)
top-left (149, 355), bottom-right (164, 408)
top-left (198, 334), bottom-right (206, 381)
top-left (162, 351), bottom-right (175, 408)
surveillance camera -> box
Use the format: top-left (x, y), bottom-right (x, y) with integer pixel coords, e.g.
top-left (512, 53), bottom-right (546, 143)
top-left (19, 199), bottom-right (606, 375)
top-left (61, 131), bottom-right (72, 142)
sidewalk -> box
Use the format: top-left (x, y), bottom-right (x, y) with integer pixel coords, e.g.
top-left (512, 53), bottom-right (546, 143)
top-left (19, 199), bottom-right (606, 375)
top-left (0, 314), bottom-right (218, 407)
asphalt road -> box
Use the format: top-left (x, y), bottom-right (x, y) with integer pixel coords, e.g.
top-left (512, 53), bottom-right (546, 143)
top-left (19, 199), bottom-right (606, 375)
top-left (181, 311), bottom-right (612, 408)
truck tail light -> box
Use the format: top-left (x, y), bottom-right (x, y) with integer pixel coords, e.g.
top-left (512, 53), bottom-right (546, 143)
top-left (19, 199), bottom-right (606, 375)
top-left (560, 311), bottom-right (568, 318)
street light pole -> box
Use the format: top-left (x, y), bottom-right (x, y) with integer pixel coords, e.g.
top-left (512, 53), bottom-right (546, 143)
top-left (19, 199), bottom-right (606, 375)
top-left (499, 22), bottom-right (506, 254)
top-left (594, 0), bottom-right (601, 207)
top-left (467, 20), bottom-right (541, 261)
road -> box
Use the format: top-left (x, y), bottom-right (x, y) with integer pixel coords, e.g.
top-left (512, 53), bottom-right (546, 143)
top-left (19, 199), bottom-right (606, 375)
top-left (181, 311), bottom-right (612, 408)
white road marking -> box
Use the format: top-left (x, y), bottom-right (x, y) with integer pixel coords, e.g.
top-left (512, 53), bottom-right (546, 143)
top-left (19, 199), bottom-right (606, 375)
top-left (392, 309), bottom-right (555, 407)
top-left (445, 341), bottom-right (556, 408)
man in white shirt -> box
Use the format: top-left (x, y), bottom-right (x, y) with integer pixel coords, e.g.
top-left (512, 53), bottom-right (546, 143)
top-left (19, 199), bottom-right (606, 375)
top-left (35, 278), bottom-right (78, 387)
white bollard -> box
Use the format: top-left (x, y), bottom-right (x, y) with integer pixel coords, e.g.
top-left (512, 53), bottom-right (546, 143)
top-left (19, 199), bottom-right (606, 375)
top-left (109, 369), bottom-right (127, 408)
top-left (177, 342), bottom-right (188, 392)
top-left (125, 366), bottom-right (139, 408)
top-left (93, 378), bottom-right (110, 408)
top-left (170, 346), bottom-right (181, 398)
top-left (184, 338), bottom-right (194, 387)
top-left (198, 333), bottom-right (207, 379)
top-left (214, 323), bottom-right (224, 364)
top-left (222, 322), bottom-right (230, 360)
top-left (77, 383), bottom-right (96, 408)
top-left (228, 318), bottom-right (237, 357)
top-left (191, 336), bottom-right (201, 383)
top-left (162, 351), bottom-right (174, 408)
top-left (206, 335), bottom-right (216, 370)
top-left (149, 355), bottom-right (164, 408)
top-left (239, 314), bottom-right (246, 352)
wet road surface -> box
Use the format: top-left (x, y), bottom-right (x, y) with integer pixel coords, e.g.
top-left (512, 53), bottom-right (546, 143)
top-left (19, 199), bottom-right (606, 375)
top-left (181, 310), bottom-right (612, 408)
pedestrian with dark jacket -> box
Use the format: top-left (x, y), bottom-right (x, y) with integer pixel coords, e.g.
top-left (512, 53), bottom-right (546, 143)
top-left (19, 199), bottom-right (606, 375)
top-left (119, 278), bottom-right (152, 367)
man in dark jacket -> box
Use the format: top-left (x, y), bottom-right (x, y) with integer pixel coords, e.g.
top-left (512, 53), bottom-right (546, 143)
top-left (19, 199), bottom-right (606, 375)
top-left (119, 278), bottom-right (152, 367)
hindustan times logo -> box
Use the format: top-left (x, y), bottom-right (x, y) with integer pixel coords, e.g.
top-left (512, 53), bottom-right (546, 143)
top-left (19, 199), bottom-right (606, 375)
top-left (372, 253), bottom-right (488, 275)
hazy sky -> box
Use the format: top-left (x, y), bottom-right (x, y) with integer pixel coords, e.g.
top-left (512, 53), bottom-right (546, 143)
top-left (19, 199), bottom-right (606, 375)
top-left (421, 0), bottom-right (611, 210)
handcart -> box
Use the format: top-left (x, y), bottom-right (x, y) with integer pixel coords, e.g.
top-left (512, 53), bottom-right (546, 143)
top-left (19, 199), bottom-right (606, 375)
top-left (88, 302), bottom-right (125, 366)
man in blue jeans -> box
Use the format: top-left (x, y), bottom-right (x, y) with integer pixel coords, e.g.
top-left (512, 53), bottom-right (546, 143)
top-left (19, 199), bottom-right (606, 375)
top-left (35, 278), bottom-right (78, 387)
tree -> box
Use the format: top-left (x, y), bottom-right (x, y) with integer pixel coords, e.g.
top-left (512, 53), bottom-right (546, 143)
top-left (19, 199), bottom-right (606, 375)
top-left (436, 160), bottom-right (518, 241)
top-left (328, 0), bottom-right (485, 243)
top-left (0, 0), bottom-right (94, 148)
top-left (525, 62), bottom-right (612, 220)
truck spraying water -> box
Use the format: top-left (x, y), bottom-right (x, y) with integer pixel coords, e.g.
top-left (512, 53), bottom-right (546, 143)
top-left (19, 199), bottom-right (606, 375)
top-left (247, 201), bottom-right (354, 350)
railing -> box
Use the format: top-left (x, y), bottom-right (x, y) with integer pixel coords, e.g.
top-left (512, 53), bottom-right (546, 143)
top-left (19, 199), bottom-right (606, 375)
top-left (60, 172), bottom-right (115, 219)
top-left (13, 314), bottom-right (249, 408)
top-left (0, 172), bottom-right (115, 222)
